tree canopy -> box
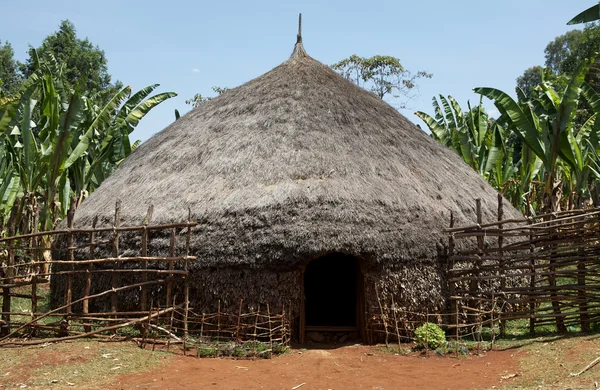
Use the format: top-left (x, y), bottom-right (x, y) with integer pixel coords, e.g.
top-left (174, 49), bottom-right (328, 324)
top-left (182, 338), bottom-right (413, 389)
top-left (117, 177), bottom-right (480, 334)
top-left (0, 40), bottom-right (22, 96)
top-left (517, 23), bottom-right (600, 99)
top-left (331, 54), bottom-right (432, 109)
top-left (19, 20), bottom-right (122, 105)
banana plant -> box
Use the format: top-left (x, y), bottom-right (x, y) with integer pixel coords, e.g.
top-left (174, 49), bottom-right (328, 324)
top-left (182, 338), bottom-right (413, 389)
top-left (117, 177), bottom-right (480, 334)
top-left (415, 95), bottom-right (506, 181)
top-left (0, 50), bottom-right (177, 234)
top-left (68, 84), bottom-right (176, 206)
top-left (568, 3), bottom-right (600, 25)
top-left (474, 57), bottom-right (594, 211)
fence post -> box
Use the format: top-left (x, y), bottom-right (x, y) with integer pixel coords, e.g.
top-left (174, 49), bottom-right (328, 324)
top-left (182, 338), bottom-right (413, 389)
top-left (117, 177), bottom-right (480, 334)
top-left (578, 214), bottom-right (590, 332)
top-left (65, 199), bottom-right (76, 316)
top-left (547, 213), bottom-right (566, 333)
top-left (140, 205), bottom-right (153, 313)
top-left (497, 194), bottom-right (506, 337)
top-left (447, 211), bottom-right (456, 334)
top-left (469, 199), bottom-right (483, 312)
top-left (111, 200), bottom-right (121, 318)
top-left (165, 228), bottom-right (175, 313)
top-left (527, 198), bottom-right (536, 334)
top-left (1, 237), bottom-right (14, 337)
top-left (184, 208), bottom-right (191, 340)
top-left (83, 216), bottom-right (97, 332)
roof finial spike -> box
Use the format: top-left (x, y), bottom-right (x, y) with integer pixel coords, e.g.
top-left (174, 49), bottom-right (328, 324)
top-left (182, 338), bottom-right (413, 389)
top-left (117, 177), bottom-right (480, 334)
top-left (297, 13), bottom-right (302, 44)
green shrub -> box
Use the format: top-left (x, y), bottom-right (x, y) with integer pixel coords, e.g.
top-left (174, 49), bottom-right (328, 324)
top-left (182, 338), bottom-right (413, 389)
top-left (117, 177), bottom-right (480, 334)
top-left (414, 322), bottom-right (446, 349)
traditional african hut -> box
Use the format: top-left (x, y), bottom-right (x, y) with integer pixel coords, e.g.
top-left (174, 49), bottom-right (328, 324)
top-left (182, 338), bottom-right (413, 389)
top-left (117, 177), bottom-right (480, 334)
top-left (64, 23), bottom-right (522, 341)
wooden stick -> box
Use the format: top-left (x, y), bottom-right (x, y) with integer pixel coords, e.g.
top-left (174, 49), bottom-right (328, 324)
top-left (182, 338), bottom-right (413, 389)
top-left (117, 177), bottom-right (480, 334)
top-left (14, 256), bottom-right (195, 267)
top-left (0, 305), bottom-right (181, 347)
top-left (267, 304), bottom-right (272, 358)
top-left (0, 222), bottom-right (197, 242)
top-left (374, 286), bottom-right (389, 347)
top-left (570, 356), bottom-right (600, 376)
top-left (65, 199), bottom-right (76, 315)
top-left (236, 299), bottom-right (243, 339)
top-left (83, 216), bottom-right (98, 332)
top-left (0, 278), bottom-right (174, 342)
top-left (391, 295), bottom-right (401, 350)
top-left (1, 237), bottom-right (14, 337)
top-left (141, 205), bottom-right (153, 312)
top-left (166, 228), bottom-right (175, 313)
top-left (184, 207), bottom-right (191, 340)
top-left (111, 201), bottom-right (121, 320)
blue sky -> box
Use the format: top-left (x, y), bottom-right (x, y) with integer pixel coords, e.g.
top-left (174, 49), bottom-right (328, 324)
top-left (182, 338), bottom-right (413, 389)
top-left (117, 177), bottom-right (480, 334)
top-left (2, 0), bottom-right (589, 142)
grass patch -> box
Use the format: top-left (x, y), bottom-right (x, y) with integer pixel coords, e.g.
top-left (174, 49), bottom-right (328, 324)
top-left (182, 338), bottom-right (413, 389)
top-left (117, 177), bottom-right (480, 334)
top-left (498, 334), bottom-right (600, 389)
top-left (0, 340), bottom-right (171, 389)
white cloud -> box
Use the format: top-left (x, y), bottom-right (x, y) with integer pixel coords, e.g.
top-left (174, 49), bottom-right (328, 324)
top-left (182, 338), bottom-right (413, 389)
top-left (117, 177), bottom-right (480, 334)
top-left (192, 68), bottom-right (200, 73)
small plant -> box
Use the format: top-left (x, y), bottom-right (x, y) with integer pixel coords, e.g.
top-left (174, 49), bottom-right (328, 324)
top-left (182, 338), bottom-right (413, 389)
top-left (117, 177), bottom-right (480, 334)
top-left (414, 322), bottom-right (446, 349)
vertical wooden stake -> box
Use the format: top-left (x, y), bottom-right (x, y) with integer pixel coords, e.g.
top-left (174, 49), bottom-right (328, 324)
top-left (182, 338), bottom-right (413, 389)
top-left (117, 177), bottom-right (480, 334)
top-left (111, 200), bottom-right (121, 319)
top-left (448, 210), bottom-right (456, 330)
top-left (267, 304), bottom-right (272, 358)
top-left (166, 228), bottom-right (175, 313)
top-left (547, 213), bottom-right (566, 333)
top-left (254, 304), bottom-right (260, 354)
top-left (30, 235), bottom-right (37, 323)
top-left (1, 237), bottom-right (14, 337)
top-left (470, 199), bottom-right (483, 312)
top-left (236, 299), bottom-right (243, 339)
top-left (527, 197), bottom-right (535, 334)
top-left (391, 295), bottom-right (401, 350)
top-left (497, 194), bottom-right (506, 337)
top-left (455, 300), bottom-right (459, 348)
top-left (425, 310), bottom-right (429, 357)
top-left (217, 299), bottom-right (221, 355)
top-left (281, 304), bottom-right (286, 346)
top-left (30, 203), bottom-right (40, 328)
top-left (83, 216), bottom-right (97, 333)
top-left (167, 294), bottom-right (176, 352)
top-left (200, 313), bottom-right (205, 341)
top-left (141, 205), bottom-right (153, 313)
top-left (374, 286), bottom-right (389, 348)
top-left (184, 208), bottom-right (191, 340)
top-left (491, 291), bottom-right (495, 350)
top-left (65, 198), bottom-right (76, 315)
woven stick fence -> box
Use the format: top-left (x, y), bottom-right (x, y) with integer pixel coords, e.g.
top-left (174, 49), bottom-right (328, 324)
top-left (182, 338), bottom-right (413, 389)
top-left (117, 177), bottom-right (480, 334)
top-left (448, 195), bottom-right (600, 334)
top-left (366, 291), bottom-right (503, 356)
top-left (0, 202), bottom-right (291, 355)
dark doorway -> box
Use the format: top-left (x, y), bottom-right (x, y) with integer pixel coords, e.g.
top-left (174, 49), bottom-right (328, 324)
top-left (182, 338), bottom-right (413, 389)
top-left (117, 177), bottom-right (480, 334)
top-left (303, 253), bottom-right (359, 328)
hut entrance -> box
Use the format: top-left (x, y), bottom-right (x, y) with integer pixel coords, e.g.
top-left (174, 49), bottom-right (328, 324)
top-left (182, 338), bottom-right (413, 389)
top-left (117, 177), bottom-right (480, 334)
top-left (300, 253), bottom-right (365, 343)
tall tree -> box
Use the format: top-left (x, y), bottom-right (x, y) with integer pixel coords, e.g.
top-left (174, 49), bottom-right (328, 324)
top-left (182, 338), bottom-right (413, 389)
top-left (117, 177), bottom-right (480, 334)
top-left (331, 55), bottom-right (432, 109)
top-left (19, 20), bottom-right (122, 105)
top-left (517, 24), bottom-right (600, 98)
top-left (0, 40), bottom-right (22, 96)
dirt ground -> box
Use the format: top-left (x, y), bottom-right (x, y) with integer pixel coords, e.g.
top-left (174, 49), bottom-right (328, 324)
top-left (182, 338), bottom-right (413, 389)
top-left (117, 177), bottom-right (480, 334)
top-left (107, 345), bottom-right (521, 390)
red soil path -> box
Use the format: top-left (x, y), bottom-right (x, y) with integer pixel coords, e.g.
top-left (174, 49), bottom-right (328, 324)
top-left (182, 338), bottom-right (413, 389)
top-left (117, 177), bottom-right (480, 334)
top-left (110, 345), bottom-right (521, 390)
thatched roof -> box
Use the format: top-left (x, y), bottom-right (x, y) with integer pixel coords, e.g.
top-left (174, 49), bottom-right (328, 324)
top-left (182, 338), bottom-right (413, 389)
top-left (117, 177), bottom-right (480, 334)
top-left (72, 34), bottom-right (522, 268)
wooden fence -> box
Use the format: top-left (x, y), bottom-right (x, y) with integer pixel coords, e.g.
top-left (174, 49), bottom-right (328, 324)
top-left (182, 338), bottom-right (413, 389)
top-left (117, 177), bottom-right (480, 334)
top-left (0, 202), bottom-right (290, 356)
top-left (447, 195), bottom-right (600, 335)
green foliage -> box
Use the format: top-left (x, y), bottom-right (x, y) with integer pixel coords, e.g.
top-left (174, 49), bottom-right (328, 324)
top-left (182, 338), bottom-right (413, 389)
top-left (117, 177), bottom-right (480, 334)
top-left (415, 96), bottom-right (505, 181)
top-left (568, 4), bottom-right (600, 25)
top-left (332, 54), bottom-right (432, 108)
top-left (414, 322), bottom-right (445, 349)
top-left (185, 86), bottom-right (230, 108)
top-left (0, 53), bottom-right (176, 234)
top-left (19, 20), bottom-right (122, 106)
top-left (0, 40), bottom-right (22, 96)
top-left (191, 340), bottom-right (287, 359)
top-left (474, 56), bottom-right (596, 212)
